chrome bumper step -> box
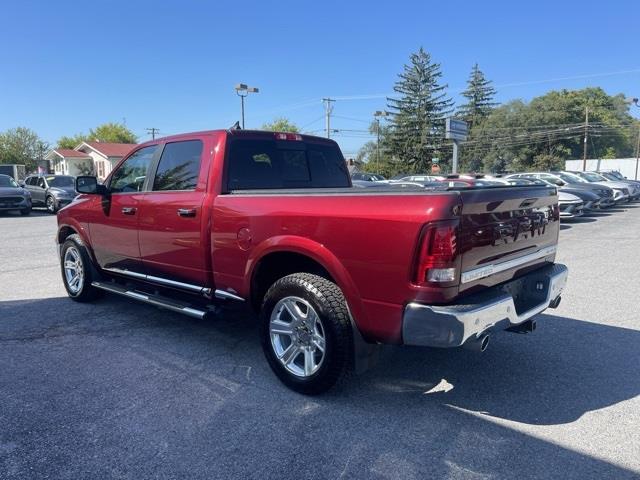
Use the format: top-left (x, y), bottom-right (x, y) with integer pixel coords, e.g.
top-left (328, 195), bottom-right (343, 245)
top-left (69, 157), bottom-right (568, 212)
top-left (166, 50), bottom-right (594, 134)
top-left (91, 281), bottom-right (209, 319)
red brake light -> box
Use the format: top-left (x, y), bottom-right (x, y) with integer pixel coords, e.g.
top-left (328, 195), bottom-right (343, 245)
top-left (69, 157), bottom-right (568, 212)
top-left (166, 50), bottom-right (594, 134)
top-left (274, 132), bottom-right (303, 141)
top-left (413, 220), bottom-right (459, 285)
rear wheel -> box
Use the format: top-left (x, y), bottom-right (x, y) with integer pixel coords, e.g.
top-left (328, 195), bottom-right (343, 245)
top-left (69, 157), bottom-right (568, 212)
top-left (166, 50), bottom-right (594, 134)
top-left (60, 234), bottom-right (101, 302)
top-left (46, 196), bottom-right (57, 213)
top-left (260, 273), bottom-right (353, 395)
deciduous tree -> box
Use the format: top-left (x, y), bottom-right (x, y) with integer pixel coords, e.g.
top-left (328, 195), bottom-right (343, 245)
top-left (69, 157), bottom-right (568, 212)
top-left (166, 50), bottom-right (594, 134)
top-left (58, 122), bottom-right (137, 149)
top-left (0, 127), bottom-right (49, 172)
top-left (261, 117), bottom-right (299, 133)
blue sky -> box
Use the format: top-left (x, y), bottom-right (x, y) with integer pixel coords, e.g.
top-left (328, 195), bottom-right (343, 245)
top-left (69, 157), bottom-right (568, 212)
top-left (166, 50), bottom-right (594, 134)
top-left (1, 0), bottom-right (639, 156)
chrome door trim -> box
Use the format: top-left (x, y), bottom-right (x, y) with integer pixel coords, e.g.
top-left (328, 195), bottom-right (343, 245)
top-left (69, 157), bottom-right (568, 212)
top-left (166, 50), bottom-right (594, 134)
top-left (102, 267), bottom-right (245, 301)
top-left (460, 245), bottom-right (557, 284)
top-left (103, 267), bottom-right (204, 294)
top-left (214, 289), bottom-right (245, 302)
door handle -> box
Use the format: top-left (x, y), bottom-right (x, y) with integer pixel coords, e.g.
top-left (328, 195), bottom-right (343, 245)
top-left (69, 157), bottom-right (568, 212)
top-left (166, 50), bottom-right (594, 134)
top-left (121, 207), bottom-right (137, 215)
top-left (177, 208), bottom-right (196, 218)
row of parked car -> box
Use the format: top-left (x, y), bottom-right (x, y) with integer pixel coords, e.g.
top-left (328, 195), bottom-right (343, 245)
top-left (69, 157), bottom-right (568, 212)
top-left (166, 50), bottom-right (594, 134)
top-left (0, 174), bottom-right (77, 215)
top-left (2, 168), bottom-right (637, 220)
top-left (352, 170), bottom-right (640, 219)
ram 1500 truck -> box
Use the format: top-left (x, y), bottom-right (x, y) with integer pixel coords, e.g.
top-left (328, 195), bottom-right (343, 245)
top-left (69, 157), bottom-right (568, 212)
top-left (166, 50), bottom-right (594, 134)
top-left (56, 129), bottom-right (568, 394)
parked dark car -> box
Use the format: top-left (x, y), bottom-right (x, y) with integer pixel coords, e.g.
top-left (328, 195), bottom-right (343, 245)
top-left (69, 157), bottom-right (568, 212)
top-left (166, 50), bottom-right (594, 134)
top-left (23, 175), bottom-right (77, 213)
top-left (0, 174), bottom-right (32, 215)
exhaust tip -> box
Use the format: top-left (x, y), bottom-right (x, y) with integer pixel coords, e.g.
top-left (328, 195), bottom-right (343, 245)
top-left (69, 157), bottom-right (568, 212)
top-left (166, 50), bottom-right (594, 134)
top-left (464, 333), bottom-right (490, 352)
top-left (549, 296), bottom-right (562, 309)
top-left (479, 334), bottom-right (490, 352)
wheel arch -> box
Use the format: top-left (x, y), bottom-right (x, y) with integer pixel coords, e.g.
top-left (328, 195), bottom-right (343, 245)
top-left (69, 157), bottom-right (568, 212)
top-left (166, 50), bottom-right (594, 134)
top-left (245, 236), bottom-right (367, 329)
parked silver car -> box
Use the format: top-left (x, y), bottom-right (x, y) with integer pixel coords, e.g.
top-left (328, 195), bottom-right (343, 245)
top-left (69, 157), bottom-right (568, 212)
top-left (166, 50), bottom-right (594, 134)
top-left (566, 171), bottom-right (637, 202)
top-left (558, 191), bottom-right (584, 219)
top-left (506, 172), bottom-right (616, 208)
top-left (23, 175), bottom-right (77, 213)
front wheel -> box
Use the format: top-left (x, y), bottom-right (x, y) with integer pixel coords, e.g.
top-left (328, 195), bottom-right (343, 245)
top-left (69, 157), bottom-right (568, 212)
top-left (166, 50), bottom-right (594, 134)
top-left (60, 234), bottom-right (101, 302)
top-left (20, 207), bottom-right (31, 216)
top-left (260, 273), bottom-right (353, 395)
top-left (46, 195), bottom-right (57, 213)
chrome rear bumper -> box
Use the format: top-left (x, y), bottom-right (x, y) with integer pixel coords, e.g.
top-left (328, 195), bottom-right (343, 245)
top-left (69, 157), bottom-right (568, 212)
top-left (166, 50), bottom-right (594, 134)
top-left (402, 263), bottom-right (568, 348)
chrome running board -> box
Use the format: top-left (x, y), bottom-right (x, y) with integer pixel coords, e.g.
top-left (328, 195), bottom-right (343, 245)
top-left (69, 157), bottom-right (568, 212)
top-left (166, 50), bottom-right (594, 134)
top-left (91, 281), bottom-right (209, 319)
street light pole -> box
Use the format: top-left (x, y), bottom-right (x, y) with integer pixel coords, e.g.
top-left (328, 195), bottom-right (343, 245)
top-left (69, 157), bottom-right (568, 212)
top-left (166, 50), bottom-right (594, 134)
top-left (625, 97), bottom-right (639, 180)
top-left (373, 111), bottom-right (388, 174)
top-left (235, 83), bottom-right (259, 129)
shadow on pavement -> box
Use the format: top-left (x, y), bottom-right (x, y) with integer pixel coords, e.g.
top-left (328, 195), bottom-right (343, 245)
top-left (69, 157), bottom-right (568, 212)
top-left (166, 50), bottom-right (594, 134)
top-left (1, 297), bottom-right (638, 479)
top-left (562, 216), bottom-right (597, 224)
top-left (0, 209), bottom-right (52, 218)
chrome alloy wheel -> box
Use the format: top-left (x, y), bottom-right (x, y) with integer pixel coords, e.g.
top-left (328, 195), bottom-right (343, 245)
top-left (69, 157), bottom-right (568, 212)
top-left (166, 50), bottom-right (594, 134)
top-left (63, 246), bottom-right (84, 294)
top-left (46, 196), bottom-right (56, 213)
top-left (269, 296), bottom-right (326, 378)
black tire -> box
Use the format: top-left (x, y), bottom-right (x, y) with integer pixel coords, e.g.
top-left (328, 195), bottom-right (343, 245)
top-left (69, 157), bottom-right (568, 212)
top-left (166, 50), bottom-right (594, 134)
top-left (260, 273), bottom-right (353, 395)
top-left (20, 207), bottom-right (31, 216)
top-left (46, 195), bottom-right (58, 213)
top-left (60, 234), bottom-right (101, 302)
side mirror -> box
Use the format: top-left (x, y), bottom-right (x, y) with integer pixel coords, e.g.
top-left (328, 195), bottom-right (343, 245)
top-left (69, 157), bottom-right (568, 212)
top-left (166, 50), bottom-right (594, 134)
top-left (18, 181), bottom-right (25, 187)
top-left (76, 176), bottom-right (107, 195)
top-left (553, 179), bottom-right (564, 186)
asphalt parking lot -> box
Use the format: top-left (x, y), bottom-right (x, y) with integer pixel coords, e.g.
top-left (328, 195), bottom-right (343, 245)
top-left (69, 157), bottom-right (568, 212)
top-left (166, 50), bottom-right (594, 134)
top-left (1, 207), bottom-right (639, 480)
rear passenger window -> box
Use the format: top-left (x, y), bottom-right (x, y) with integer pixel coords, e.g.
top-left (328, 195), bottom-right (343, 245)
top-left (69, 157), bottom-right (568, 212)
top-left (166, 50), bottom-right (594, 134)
top-left (226, 139), bottom-right (349, 190)
top-left (153, 140), bottom-right (203, 191)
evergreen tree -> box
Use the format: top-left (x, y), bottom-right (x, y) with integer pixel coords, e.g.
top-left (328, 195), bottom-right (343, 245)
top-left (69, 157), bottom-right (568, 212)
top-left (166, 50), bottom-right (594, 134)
top-left (457, 63), bottom-right (498, 127)
top-left (386, 48), bottom-right (454, 172)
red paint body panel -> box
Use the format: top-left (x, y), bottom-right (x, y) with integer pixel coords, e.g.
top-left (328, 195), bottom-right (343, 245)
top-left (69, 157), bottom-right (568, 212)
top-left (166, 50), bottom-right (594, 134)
top-left (211, 192), bottom-right (461, 342)
top-left (57, 129), bottom-right (560, 345)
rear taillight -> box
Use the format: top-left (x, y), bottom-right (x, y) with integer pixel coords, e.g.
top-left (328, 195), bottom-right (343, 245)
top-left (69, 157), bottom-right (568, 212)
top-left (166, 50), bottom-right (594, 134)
top-left (413, 220), bottom-right (459, 285)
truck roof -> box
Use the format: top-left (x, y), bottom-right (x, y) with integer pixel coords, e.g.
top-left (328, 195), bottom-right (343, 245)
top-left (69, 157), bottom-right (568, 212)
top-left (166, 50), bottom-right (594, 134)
top-left (138, 129), bottom-right (339, 148)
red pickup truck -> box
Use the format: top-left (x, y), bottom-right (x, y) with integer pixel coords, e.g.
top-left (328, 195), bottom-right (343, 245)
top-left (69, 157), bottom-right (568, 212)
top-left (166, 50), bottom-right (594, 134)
top-left (56, 129), bottom-right (568, 394)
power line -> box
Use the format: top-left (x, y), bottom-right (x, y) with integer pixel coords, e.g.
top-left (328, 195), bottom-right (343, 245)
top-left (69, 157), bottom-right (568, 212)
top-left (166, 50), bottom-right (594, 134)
top-left (146, 127), bottom-right (160, 140)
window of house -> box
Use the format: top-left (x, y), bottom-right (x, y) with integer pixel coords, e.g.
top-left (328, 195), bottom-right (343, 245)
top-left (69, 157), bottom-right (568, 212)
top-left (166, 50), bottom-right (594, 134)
top-left (109, 145), bottom-right (157, 193)
top-left (152, 140), bottom-right (203, 191)
top-left (96, 161), bottom-right (105, 179)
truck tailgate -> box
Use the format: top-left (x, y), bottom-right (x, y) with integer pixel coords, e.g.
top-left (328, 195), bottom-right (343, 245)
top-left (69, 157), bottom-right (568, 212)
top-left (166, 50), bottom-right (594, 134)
top-left (456, 185), bottom-right (560, 294)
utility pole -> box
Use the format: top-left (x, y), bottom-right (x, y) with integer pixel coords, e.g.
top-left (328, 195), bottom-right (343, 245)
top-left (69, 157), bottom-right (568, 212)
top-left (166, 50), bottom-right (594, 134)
top-left (582, 106), bottom-right (589, 171)
top-left (373, 111), bottom-right (388, 174)
top-left (146, 127), bottom-right (160, 140)
top-left (322, 98), bottom-right (335, 138)
top-left (634, 126), bottom-right (640, 180)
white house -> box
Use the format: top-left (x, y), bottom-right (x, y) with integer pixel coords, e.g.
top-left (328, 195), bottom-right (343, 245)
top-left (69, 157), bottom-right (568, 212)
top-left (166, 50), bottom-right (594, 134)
top-left (45, 149), bottom-right (93, 176)
top-left (45, 141), bottom-right (137, 181)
